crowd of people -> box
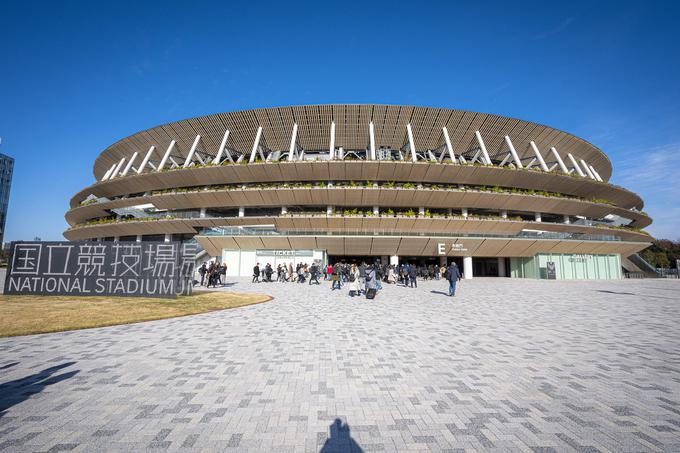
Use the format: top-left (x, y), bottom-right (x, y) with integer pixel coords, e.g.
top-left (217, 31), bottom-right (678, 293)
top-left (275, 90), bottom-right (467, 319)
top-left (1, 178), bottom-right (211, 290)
top-left (252, 262), bottom-right (321, 284)
top-left (324, 261), bottom-right (463, 297)
top-left (197, 261), bottom-right (228, 288)
top-left (197, 259), bottom-right (463, 297)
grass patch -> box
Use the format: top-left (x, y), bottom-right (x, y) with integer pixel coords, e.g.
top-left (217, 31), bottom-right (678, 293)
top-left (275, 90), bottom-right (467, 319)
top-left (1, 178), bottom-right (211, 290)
top-left (0, 291), bottom-right (272, 337)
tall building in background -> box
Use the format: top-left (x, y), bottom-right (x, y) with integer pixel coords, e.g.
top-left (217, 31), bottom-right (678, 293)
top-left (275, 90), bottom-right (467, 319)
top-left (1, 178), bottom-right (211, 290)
top-left (0, 152), bottom-right (14, 245)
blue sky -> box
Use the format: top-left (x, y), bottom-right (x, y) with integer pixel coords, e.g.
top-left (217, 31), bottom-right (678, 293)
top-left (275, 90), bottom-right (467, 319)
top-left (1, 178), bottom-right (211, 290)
top-left (1, 0), bottom-right (679, 241)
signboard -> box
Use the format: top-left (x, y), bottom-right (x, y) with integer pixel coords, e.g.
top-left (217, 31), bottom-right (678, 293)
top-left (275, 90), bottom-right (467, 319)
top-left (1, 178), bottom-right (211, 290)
top-left (4, 241), bottom-right (197, 298)
top-left (568, 254), bottom-right (592, 263)
top-left (546, 261), bottom-right (557, 280)
top-left (437, 243), bottom-right (468, 255)
top-left (255, 249), bottom-right (314, 257)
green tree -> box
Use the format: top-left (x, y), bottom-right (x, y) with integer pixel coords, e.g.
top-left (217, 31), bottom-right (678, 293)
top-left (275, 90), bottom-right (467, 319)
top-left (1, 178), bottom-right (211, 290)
top-left (656, 252), bottom-right (670, 268)
top-left (641, 249), bottom-right (657, 267)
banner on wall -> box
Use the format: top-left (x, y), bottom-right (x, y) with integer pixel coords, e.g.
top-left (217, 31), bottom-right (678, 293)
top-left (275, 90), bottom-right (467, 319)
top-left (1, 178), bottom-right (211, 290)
top-left (546, 261), bottom-right (557, 279)
top-left (3, 241), bottom-right (197, 298)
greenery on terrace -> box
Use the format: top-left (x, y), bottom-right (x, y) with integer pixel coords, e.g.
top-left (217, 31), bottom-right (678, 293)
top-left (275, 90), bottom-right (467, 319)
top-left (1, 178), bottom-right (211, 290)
top-left (69, 210), bottom-right (648, 236)
top-left (133, 180), bottom-right (623, 207)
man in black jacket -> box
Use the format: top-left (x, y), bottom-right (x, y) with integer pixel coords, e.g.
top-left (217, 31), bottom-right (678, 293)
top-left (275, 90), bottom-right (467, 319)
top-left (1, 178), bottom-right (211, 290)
top-left (309, 263), bottom-right (320, 285)
top-left (198, 262), bottom-right (207, 286)
top-left (445, 262), bottom-right (462, 296)
top-left (408, 263), bottom-right (417, 288)
top-left (252, 263), bottom-right (260, 283)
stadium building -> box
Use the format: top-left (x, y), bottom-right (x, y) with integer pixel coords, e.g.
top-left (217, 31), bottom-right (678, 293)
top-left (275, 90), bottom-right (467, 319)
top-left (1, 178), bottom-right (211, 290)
top-left (65, 105), bottom-right (652, 279)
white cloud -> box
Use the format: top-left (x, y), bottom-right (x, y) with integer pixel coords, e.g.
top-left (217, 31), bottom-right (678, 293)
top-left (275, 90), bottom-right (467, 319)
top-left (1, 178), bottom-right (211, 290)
top-left (612, 142), bottom-right (680, 239)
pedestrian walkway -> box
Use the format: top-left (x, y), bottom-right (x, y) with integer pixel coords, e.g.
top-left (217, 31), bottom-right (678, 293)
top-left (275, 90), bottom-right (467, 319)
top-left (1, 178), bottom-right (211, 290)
top-left (1, 278), bottom-right (680, 452)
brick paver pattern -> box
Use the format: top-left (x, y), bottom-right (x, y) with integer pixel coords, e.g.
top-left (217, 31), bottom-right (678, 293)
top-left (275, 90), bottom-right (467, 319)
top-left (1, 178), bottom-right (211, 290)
top-left (1, 278), bottom-right (680, 452)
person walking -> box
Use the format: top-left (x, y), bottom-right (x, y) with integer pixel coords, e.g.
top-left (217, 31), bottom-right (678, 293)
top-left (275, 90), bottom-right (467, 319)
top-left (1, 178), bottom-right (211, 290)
top-left (445, 262), bottom-right (462, 296)
top-left (219, 262), bottom-right (227, 286)
top-left (408, 263), bottom-right (417, 288)
top-left (331, 262), bottom-right (341, 290)
top-left (358, 262), bottom-right (366, 293)
top-left (365, 264), bottom-right (377, 299)
top-left (348, 264), bottom-right (360, 297)
top-left (374, 261), bottom-right (383, 291)
top-left (252, 263), bottom-right (260, 283)
top-left (198, 262), bottom-right (207, 286)
top-left (309, 263), bottom-right (320, 285)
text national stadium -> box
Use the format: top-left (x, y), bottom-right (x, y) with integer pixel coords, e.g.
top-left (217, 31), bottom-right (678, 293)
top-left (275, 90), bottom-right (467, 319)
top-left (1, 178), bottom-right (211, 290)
top-left (65, 104), bottom-right (652, 280)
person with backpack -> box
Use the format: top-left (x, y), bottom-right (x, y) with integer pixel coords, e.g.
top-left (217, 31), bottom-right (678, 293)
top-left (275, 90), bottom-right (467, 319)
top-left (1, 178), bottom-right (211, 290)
top-left (445, 262), bottom-right (462, 297)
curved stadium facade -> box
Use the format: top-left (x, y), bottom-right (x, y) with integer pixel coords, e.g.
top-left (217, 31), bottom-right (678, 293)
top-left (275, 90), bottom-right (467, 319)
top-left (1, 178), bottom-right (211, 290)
top-left (65, 105), bottom-right (652, 279)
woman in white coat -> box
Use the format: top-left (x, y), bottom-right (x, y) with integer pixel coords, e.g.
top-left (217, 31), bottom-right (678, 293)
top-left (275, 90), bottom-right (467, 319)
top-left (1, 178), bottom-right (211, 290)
top-left (348, 264), bottom-right (361, 297)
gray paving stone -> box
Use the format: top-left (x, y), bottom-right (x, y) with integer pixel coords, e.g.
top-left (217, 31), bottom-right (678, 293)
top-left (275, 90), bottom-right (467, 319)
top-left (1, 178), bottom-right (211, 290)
top-left (0, 277), bottom-right (679, 452)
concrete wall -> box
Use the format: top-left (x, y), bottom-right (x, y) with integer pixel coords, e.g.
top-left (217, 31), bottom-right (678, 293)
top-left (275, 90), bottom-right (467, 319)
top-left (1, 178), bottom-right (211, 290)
top-left (220, 249), bottom-right (326, 277)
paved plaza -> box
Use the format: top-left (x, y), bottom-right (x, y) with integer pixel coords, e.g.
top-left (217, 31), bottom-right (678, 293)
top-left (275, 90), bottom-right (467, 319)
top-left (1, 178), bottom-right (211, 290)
top-left (1, 278), bottom-right (680, 452)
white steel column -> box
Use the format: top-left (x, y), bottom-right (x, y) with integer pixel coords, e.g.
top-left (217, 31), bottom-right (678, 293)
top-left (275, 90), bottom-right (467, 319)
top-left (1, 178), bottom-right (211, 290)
top-left (406, 123), bottom-right (417, 162)
top-left (102, 163), bottom-right (116, 181)
top-left (157, 140), bottom-right (176, 171)
top-left (287, 123), bottom-right (298, 161)
top-left (369, 122), bottom-right (376, 160)
top-left (504, 136), bottom-right (523, 168)
top-left (329, 121), bottom-right (336, 157)
top-left (288, 123), bottom-right (297, 160)
top-left (550, 147), bottom-right (569, 173)
top-left (461, 208), bottom-right (468, 218)
top-left (474, 131), bottom-right (492, 164)
top-left (327, 205), bottom-right (333, 215)
top-left (213, 129), bottom-right (230, 164)
top-left (580, 159), bottom-right (596, 179)
top-left (498, 257), bottom-right (506, 277)
top-left (500, 210), bottom-right (508, 218)
top-left (183, 135), bottom-right (201, 168)
top-left (249, 126), bottom-right (264, 164)
top-left (535, 212), bottom-right (542, 222)
top-left (238, 207), bottom-right (245, 217)
top-left (200, 208), bottom-right (206, 218)
top-left (589, 165), bottom-right (603, 182)
top-left (109, 158), bottom-right (126, 180)
top-left (463, 256), bottom-right (473, 279)
top-left (121, 152), bottom-right (138, 176)
top-left (137, 146), bottom-right (156, 174)
top-left (418, 207), bottom-right (425, 215)
top-left (563, 215), bottom-right (571, 224)
top-left (373, 206), bottom-right (379, 215)
top-left (529, 141), bottom-right (549, 171)
top-left (442, 127), bottom-right (457, 163)
top-left (288, 123), bottom-right (297, 161)
top-left (164, 234), bottom-right (171, 243)
top-left (567, 153), bottom-right (586, 176)
top-left (390, 255), bottom-right (399, 267)
top-left (281, 206), bottom-right (288, 215)
top-left (136, 235), bottom-right (142, 242)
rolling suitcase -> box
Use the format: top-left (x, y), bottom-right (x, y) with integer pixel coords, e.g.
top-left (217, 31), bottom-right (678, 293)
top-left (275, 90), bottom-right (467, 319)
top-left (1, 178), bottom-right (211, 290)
top-left (366, 288), bottom-right (377, 300)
